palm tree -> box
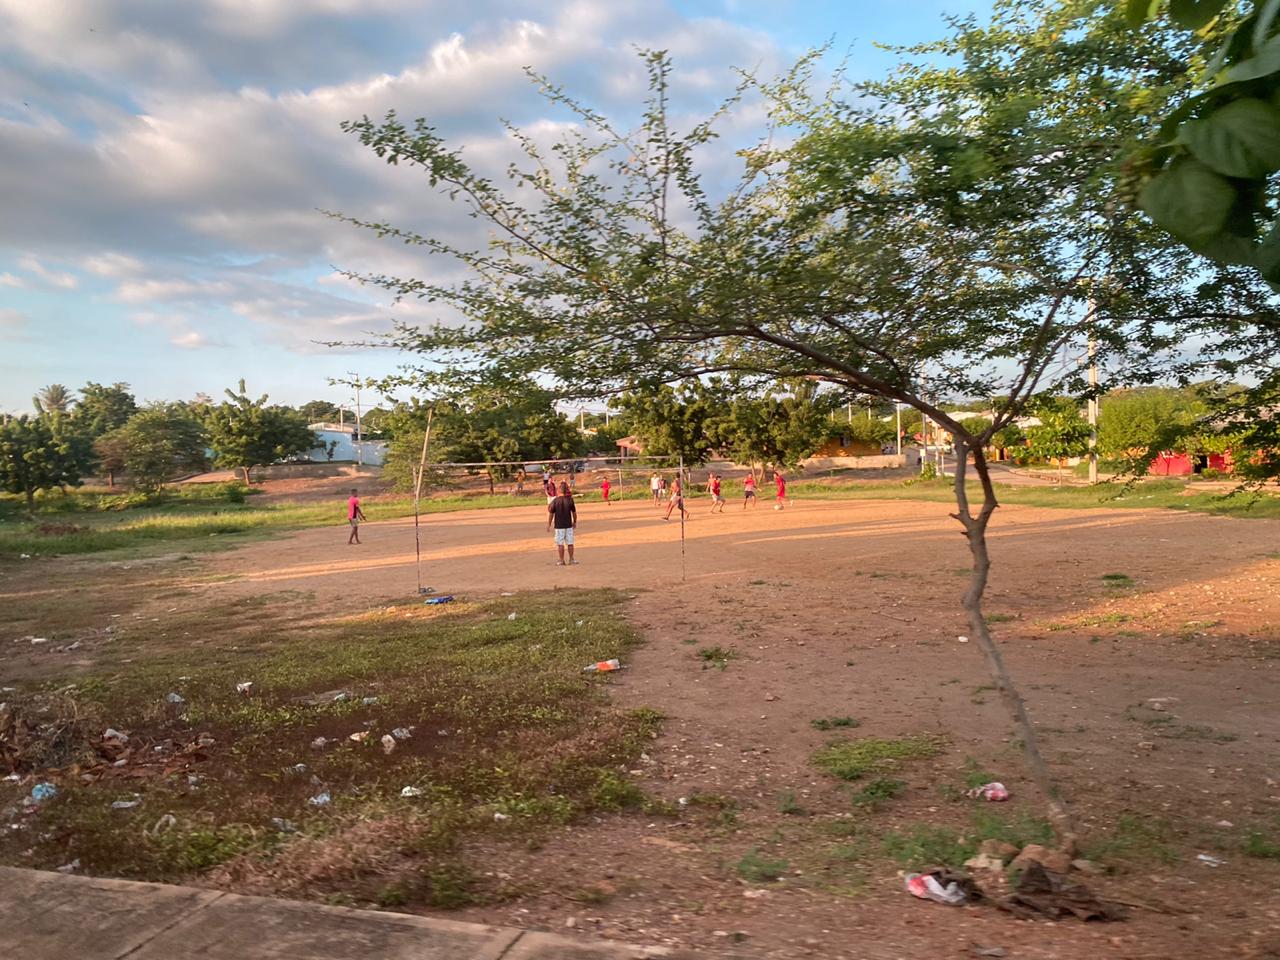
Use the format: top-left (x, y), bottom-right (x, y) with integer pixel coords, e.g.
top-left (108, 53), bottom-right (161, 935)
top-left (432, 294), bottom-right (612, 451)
top-left (34, 383), bottom-right (73, 414)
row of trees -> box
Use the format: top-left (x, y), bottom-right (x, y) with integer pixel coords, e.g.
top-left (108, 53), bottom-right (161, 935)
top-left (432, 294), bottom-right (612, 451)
top-left (0, 381), bottom-right (318, 505)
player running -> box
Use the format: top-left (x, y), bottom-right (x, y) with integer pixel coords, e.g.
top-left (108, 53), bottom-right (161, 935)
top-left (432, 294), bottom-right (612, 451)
top-left (663, 475), bottom-right (689, 522)
top-left (743, 473), bottom-right (758, 509)
top-left (708, 473), bottom-right (725, 513)
top-left (774, 470), bottom-right (787, 510)
top-left (600, 475), bottom-right (611, 505)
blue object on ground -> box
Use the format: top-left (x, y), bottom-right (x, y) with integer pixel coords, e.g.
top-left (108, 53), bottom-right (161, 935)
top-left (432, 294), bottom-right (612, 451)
top-left (31, 783), bottom-right (57, 802)
top-left (424, 596), bottom-right (455, 605)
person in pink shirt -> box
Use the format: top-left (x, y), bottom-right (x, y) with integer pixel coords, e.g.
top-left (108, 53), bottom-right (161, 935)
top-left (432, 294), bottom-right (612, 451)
top-left (600, 475), bottom-right (611, 505)
top-left (742, 473), bottom-right (757, 509)
top-left (347, 488), bottom-right (366, 544)
top-left (774, 470), bottom-right (787, 510)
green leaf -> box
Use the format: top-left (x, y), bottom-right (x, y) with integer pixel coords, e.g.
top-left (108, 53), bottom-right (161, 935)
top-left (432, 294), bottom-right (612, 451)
top-left (1256, 221), bottom-right (1280, 283)
top-left (1139, 159), bottom-right (1237, 243)
top-left (1170, 0), bottom-right (1228, 30)
top-left (1255, 0), bottom-right (1280, 50)
top-left (1221, 34), bottom-right (1280, 84)
top-left (1178, 98), bottom-right (1280, 178)
top-left (1123, 0), bottom-right (1157, 28)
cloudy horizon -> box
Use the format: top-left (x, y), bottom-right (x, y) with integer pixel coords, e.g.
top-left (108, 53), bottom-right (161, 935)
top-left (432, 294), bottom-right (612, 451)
top-left (0, 1), bottom-right (989, 414)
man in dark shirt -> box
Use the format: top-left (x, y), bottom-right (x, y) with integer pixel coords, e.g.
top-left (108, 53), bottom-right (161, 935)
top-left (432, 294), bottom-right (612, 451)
top-left (546, 480), bottom-right (578, 566)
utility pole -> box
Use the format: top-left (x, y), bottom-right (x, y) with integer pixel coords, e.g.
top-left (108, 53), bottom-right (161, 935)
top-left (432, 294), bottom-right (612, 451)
top-left (580, 408), bottom-right (585, 431)
top-left (339, 372), bottom-right (364, 466)
top-left (847, 402), bottom-right (852, 424)
top-left (895, 403), bottom-right (902, 457)
top-left (1087, 296), bottom-right (1099, 485)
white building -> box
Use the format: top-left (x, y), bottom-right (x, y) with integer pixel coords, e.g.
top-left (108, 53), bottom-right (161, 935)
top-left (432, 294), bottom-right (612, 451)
top-left (307, 422), bottom-right (388, 466)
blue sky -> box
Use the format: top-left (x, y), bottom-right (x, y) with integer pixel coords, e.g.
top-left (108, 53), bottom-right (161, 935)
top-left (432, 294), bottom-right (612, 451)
top-left (0, 0), bottom-right (991, 415)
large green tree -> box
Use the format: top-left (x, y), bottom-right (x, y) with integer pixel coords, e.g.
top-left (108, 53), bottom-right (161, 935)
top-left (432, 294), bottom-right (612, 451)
top-left (382, 384), bottom-right (583, 493)
top-left (335, 3), bottom-right (1275, 845)
top-left (0, 415), bottom-right (83, 509)
top-left (203, 381), bottom-right (317, 484)
top-left (1025, 398), bottom-right (1092, 480)
top-left (75, 382), bottom-right (138, 438)
top-left (98, 405), bottom-right (208, 494)
top-left (614, 381), bottom-right (724, 466)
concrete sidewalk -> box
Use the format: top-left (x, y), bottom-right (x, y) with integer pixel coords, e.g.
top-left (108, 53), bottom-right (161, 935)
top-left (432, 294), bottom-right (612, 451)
top-left (0, 866), bottom-right (689, 960)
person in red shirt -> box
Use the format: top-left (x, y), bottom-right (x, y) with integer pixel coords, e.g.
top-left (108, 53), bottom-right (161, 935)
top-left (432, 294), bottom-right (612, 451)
top-left (708, 473), bottom-right (725, 513)
top-left (600, 475), bottom-right (611, 505)
top-left (743, 473), bottom-right (757, 509)
top-left (346, 488), bottom-right (366, 544)
top-left (773, 470), bottom-right (787, 510)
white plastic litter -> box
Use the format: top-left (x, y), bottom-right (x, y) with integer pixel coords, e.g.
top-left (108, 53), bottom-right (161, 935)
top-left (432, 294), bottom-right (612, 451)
top-left (391, 727), bottom-right (412, 740)
top-left (308, 792), bottom-right (331, 807)
top-left (381, 734), bottom-right (396, 755)
top-left (165, 692), bottom-right (185, 705)
top-left (400, 786), bottom-right (423, 798)
top-left (236, 682), bottom-right (253, 695)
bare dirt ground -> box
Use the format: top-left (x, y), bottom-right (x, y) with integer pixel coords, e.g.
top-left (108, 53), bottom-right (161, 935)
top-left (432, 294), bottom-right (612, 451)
top-left (4, 494), bottom-right (1279, 959)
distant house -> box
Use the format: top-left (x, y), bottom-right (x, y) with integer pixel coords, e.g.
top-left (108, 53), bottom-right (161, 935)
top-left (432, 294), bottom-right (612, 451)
top-left (307, 422), bottom-right (388, 466)
top-left (616, 435), bottom-right (645, 459)
top-left (812, 434), bottom-right (882, 457)
top-left (1150, 451), bottom-right (1232, 476)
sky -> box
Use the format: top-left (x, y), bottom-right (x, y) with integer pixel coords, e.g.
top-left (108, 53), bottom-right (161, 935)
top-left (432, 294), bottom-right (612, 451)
top-left (0, 0), bottom-right (992, 416)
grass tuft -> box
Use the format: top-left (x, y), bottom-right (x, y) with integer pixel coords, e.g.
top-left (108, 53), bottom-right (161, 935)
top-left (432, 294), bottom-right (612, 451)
top-left (812, 736), bottom-right (942, 782)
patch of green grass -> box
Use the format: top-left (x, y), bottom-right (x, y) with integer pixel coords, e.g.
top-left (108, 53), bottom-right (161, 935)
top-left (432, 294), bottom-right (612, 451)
top-left (1085, 814), bottom-right (1179, 866)
top-left (1101, 572), bottom-right (1134, 585)
top-left (812, 736), bottom-right (942, 782)
top-left (961, 757), bottom-right (999, 790)
top-left (810, 716), bottom-right (859, 731)
top-left (850, 778), bottom-right (905, 811)
top-left (1242, 829), bottom-right (1280, 860)
top-left (0, 589), bottom-right (661, 891)
top-left (735, 848), bottom-right (789, 882)
top-left (984, 613), bottom-right (1016, 624)
top-left (777, 791), bottom-right (808, 816)
top-left (970, 810), bottom-right (1053, 849)
top-left (881, 825), bottom-right (972, 868)
top-left (786, 476), bottom-right (1280, 520)
top-left (696, 645), bottom-right (737, 670)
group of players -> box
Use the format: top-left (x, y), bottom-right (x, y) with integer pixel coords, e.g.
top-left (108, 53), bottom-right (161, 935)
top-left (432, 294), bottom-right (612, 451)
top-left (636, 469), bottom-right (786, 519)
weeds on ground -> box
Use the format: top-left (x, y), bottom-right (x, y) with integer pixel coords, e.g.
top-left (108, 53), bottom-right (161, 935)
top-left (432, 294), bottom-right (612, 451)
top-left (811, 716), bottom-right (859, 731)
top-left (777, 791), bottom-right (808, 816)
top-left (696, 645), bottom-right (737, 670)
top-left (812, 736), bottom-right (941, 782)
top-left (1085, 814), bottom-right (1179, 866)
top-left (735, 848), bottom-right (789, 882)
top-left (850, 778), bottom-right (905, 811)
top-left (0, 589), bottom-right (661, 907)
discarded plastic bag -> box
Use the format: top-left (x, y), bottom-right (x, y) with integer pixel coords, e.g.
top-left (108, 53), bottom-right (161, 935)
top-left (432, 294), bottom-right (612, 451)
top-left (400, 786), bottom-right (423, 798)
top-left (391, 727), bottom-right (412, 741)
top-left (966, 782), bottom-right (1010, 802)
top-left (380, 734), bottom-right (396, 755)
top-left (236, 682), bottom-right (253, 695)
top-left (308, 792), bottom-right (331, 807)
top-left (583, 658), bottom-right (622, 673)
top-left (164, 692), bottom-right (185, 705)
top-left (905, 869), bottom-right (983, 906)
top-left (30, 782), bottom-right (57, 803)
top-left (348, 731), bottom-right (370, 743)
top-left (424, 596), bottom-right (454, 605)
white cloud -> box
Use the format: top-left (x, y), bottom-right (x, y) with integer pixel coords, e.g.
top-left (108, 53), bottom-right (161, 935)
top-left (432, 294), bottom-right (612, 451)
top-left (17, 255), bottom-right (78, 289)
top-left (0, 272), bottom-right (25, 288)
top-left (83, 252), bottom-right (145, 277)
top-left (170, 330), bottom-right (220, 349)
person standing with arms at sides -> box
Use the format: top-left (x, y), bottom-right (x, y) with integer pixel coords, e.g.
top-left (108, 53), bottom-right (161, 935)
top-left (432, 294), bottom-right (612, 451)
top-left (547, 481), bottom-right (578, 565)
top-left (650, 472), bottom-right (661, 504)
top-left (774, 469), bottom-right (787, 510)
top-left (743, 473), bottom-right (757, 509)
top-left (709, 473), bottom-right (725, 513)
top-left (600, 474), bottom-right (612, 505)
top-left (347, 488), bottom-right (366, 545)
top-left (664, 475), bottom-right (689, 522)
top-left (545, 475), bottom-right (557, 506)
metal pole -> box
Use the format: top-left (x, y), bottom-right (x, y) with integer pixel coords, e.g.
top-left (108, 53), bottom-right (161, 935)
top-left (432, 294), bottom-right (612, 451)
top-left (895, 403), bottom-right (902, 457)
top-left (846, 402), bottom-right (852, 424)
top-left (678, 453), bottom-right (687, 582)
top-left (1087, 296), bottom-right (1099, 485)
top-left (413, 408), bottom-right (434, 595)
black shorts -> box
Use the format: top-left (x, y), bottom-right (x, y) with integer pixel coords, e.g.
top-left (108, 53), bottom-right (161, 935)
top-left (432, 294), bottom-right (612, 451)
top-left (744, 490), bottom-right (755, 498)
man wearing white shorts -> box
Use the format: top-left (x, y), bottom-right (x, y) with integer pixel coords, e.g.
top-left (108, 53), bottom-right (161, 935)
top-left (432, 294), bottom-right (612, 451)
top-left (547, 481), bottom-right (578, 565)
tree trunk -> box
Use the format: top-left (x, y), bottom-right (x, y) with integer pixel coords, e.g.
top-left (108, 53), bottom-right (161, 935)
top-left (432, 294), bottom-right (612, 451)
top-left (25, 485), bottom-right (35, 511)
top-left (952, 439), bottom-right (1078, 854)
top-left (485, 467), bottom-right (495, 496)
top-left (107, 471), bottom-right (115, 487)
top-left (241, 466), bottom-right (252, 486)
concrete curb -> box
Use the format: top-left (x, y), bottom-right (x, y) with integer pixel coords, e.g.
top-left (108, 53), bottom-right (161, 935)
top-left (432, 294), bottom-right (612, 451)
top-left (0, 866), bottom-right (690, 959)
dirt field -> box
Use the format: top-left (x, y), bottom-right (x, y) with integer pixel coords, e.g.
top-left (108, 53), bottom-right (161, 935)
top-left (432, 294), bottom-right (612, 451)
top-left (4, 494), bottom-right (1280, 958)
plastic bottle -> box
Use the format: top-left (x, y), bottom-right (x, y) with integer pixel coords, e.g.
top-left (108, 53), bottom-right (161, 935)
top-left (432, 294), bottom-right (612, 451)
top-left (583, 658), bottom-right (622, 673)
